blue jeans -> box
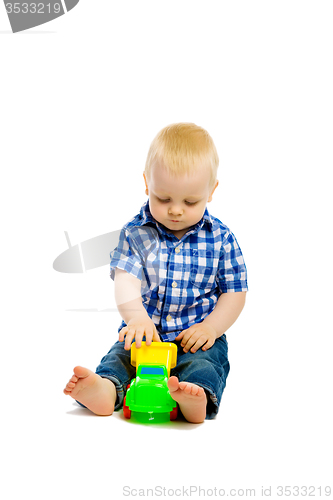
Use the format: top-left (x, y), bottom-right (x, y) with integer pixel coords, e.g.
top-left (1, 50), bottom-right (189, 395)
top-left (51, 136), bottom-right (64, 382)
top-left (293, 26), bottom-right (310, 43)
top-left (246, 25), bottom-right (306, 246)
top-left (94, 335), bottom-right (230, 420)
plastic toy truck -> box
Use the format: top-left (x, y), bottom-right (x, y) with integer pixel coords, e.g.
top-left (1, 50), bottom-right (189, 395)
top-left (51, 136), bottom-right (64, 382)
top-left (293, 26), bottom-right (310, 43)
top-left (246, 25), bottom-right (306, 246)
top-left (123, 341), bottom-right (178, 422)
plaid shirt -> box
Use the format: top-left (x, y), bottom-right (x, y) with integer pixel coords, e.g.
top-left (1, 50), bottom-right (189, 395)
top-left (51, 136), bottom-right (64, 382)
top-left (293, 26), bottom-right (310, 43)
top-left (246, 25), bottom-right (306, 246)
top-left (110, 200), bottom-right (248, 341)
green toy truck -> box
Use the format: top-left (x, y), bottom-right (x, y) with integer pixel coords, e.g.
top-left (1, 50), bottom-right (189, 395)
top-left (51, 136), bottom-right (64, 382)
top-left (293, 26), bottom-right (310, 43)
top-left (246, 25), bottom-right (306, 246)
top-left (123, 341), bottom-right (178, 422)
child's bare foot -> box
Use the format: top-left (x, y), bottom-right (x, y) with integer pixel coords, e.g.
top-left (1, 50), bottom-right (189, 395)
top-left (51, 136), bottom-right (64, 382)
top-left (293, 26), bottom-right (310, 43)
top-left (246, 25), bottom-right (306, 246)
top-left (168, 376), bottom-right (207, 423)
top-left (63, 366), bottom-right (117, 416)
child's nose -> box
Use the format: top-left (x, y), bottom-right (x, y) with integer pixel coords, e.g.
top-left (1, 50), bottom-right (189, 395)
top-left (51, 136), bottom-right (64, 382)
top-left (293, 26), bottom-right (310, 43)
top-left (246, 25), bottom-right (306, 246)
top-left (169, 205), bottom-right (183, 216)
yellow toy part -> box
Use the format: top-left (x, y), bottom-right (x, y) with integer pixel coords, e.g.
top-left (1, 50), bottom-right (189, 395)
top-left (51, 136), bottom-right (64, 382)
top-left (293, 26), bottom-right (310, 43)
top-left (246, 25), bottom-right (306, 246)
top-left (130, 341), bottom-right (177, 377)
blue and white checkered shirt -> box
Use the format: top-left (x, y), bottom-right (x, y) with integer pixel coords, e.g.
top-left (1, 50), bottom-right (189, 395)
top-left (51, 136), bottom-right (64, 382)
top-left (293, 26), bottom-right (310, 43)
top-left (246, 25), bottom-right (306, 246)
top-left (110, 200), bottom-right (248, 341)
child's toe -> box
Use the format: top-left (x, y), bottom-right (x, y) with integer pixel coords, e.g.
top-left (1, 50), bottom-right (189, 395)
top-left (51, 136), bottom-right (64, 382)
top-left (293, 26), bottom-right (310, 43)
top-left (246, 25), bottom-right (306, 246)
top-left (167, 376), bottom-right (180, 393)
top-left (184, 384), bottom-right (192, 395)
top-left (190, 385), bottom-right (198, 395)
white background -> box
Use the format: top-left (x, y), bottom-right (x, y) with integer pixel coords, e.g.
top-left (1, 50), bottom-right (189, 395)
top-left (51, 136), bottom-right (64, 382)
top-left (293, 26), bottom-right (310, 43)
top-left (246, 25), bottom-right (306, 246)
top-left (1, 1), bottom-right (332, 499)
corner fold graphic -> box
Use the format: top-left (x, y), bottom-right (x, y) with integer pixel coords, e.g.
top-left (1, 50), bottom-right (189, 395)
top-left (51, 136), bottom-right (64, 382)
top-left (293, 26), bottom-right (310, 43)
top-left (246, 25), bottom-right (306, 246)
top-left (3, 0), bottom-right (80, 33)
top-left (53, 230), bottom-right (121, 273)
top-left (64, 0), bottom-right (80, 12)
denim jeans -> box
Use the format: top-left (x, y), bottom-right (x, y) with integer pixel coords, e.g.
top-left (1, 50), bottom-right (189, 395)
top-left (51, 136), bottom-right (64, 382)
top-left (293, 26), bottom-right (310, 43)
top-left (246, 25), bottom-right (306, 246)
top-left (94, 334), bottom-right (230, 420)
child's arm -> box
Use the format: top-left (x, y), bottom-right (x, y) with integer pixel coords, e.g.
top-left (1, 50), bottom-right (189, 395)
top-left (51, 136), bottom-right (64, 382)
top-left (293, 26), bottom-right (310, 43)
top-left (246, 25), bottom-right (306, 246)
top-left (114, 269), bottom-right (160, 350)
top-left (175, 291), bottom-right (246, 353)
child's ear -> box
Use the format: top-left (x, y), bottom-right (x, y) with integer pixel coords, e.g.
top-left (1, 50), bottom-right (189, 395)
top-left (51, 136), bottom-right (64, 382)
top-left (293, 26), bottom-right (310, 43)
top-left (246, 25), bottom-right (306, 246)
top-left (208, 180), bottom-right (219, 202)
top-left (143, 172), bottom-right (149, 195)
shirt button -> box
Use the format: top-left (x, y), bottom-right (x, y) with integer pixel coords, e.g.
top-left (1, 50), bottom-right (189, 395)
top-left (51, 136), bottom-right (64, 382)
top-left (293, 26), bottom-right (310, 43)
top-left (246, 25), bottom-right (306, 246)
top-left (175, 247), bottom-right (180, 254)
top-left (172, 281), bottom-right (177, 288)
top-left (166, 315), bottom-right (172, 321)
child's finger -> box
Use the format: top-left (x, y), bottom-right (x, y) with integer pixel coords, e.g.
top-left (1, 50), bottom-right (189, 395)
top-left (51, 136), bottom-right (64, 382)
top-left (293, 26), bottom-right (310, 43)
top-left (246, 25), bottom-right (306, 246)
top-left (144, 325), bottom-right (156, 346)
top-left (175, 330), bottom-right (185, 341)
top-left (201, 338), bottom-right (215, 351)
top-left (190, 336), bottom-right (207, 353)
top-left (181, 329), bottom-right (197, 348)
top-left (119, 327), bottom-right (129, 342)
top-left (182, 337), bottom-right (197, 353)
top-left (134, 328), bottom-right (145, 349)
top-left (145, 330), bottom-right (153, 346)
top-left (124, 329), bottom-right (136, 350)
top-left (152, 328), bottom-right (161, 343)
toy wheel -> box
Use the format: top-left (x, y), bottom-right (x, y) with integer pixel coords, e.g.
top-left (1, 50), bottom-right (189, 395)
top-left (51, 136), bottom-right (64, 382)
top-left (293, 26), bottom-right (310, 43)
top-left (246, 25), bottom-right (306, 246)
top-left (123, 396), bottom-right (131, 419)
top-left (170, 405), bottom-right (178, 420)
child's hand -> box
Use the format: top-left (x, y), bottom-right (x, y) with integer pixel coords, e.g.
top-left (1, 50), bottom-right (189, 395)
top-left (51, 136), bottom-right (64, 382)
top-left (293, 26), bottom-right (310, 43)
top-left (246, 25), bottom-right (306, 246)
top-left (175, 323), bottom-right (217, 353)
top-left (119, 316), bottom-right (161, 350)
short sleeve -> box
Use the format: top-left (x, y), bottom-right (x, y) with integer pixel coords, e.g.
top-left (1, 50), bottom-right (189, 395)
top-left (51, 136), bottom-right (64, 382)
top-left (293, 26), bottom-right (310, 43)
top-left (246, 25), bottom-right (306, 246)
top-left (110, 227), bottom-right (143, 281)
top-left (217, 231), bottom-right (248, 293)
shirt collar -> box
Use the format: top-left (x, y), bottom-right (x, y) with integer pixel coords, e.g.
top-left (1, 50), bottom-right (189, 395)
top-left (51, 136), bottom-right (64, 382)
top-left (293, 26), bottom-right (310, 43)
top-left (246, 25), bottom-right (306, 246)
top-left (138, 200), bottom-right (214, 233)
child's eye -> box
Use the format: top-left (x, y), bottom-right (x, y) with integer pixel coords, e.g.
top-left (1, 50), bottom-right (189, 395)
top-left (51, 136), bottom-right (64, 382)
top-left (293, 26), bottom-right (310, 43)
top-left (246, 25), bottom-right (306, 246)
top-left (156, 197), bottom-right (197, 205)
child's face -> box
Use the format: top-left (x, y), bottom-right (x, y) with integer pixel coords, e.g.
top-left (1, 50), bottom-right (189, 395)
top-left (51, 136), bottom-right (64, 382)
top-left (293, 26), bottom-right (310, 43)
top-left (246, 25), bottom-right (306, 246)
top-left (144, 161), bottom-right (218, 239)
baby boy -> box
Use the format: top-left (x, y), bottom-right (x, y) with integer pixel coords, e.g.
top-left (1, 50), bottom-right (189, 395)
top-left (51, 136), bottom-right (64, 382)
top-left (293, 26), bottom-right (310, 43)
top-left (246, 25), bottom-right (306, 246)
top-left (64, 123), bottom-right (248, 423)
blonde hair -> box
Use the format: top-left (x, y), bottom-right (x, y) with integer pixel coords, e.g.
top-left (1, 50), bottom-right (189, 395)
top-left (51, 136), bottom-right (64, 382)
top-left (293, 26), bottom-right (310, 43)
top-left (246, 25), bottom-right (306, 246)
top-left (145, 123), bottom-right (219, 188)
